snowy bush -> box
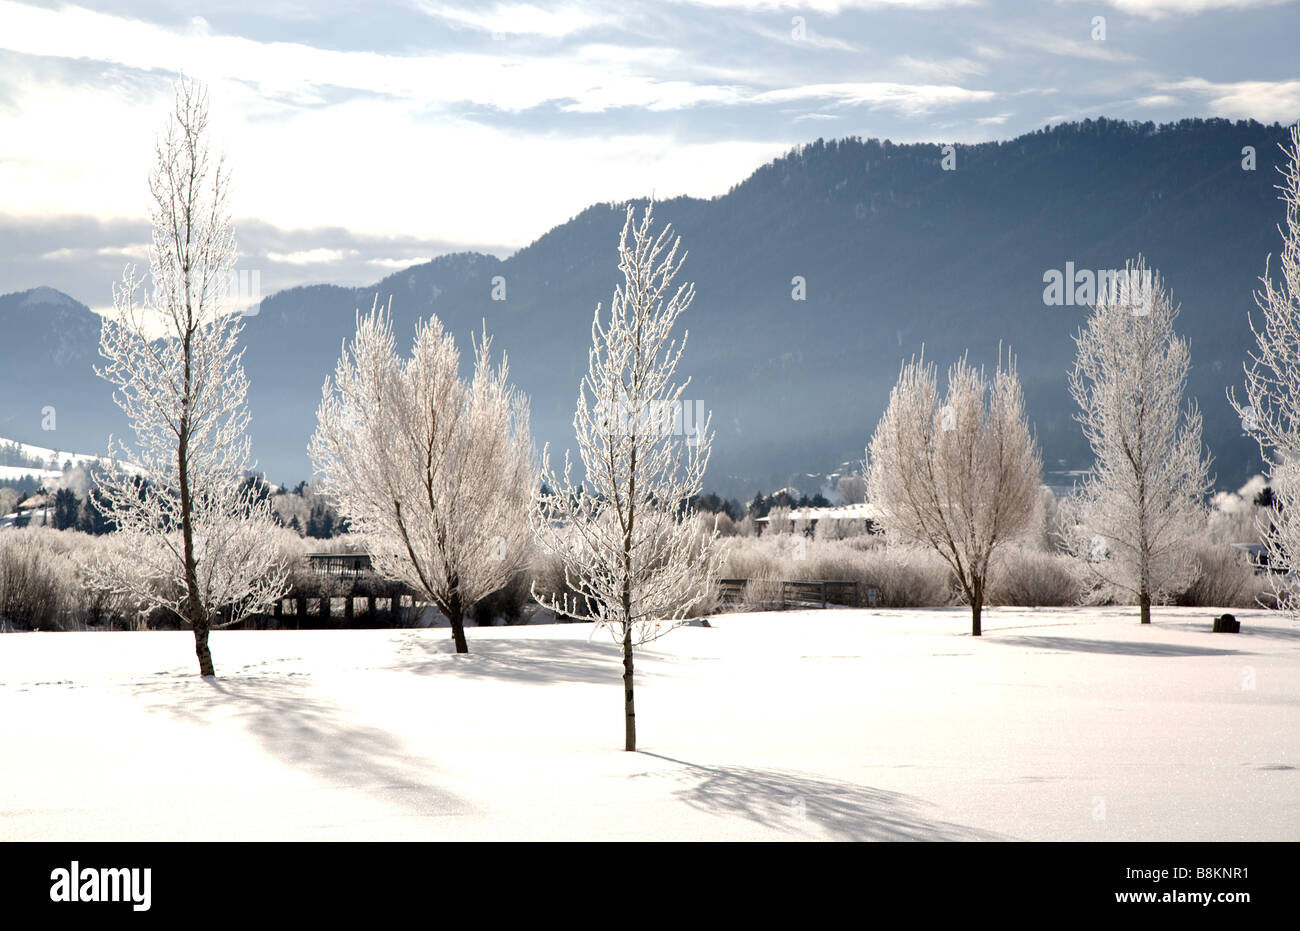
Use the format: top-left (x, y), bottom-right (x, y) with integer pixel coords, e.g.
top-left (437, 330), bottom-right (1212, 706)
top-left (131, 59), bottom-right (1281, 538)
top-left (0, 531), bottom-right (72, 630)
top-left (721, 537), bottom-right (953, 609)
top-left (0, 526), bottom-right (305, 632)
top-left (0, 527), bottom-right (138, 630)
top-left (740, 567), bottom-right (786, 611)
top-left (1174, 542), bottom-right (1271, 608)
top-left (841, 544), bottom-right (954, 608)
top-left (765, 507), bottom-right (793, 535)
top-left (987, 547), bottom-right (1082, 607)
top-left (712, 512), bottom-right (739, 537)
top-left (467, 569), bottom-right (533, 626)
top-left (529, 546), bottom-right (597, 621)
top-left (813, 517), bottom-right (871, 542)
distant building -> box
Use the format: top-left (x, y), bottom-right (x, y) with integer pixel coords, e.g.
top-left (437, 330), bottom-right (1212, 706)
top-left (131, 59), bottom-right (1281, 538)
top-left (755, 503), bottom-right (876, 536)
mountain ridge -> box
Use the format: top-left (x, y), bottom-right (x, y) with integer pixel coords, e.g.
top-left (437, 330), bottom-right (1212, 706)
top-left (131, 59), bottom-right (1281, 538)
top-left (1, 117), bottom-right (1291, 496)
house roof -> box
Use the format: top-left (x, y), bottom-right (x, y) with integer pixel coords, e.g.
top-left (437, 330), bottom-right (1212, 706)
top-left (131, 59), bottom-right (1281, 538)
top-left (756, 503), bottom-right (876, 522)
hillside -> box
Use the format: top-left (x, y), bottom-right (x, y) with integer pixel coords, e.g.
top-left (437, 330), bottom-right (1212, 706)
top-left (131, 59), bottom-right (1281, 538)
top-left (2, 118), bottom-right (1292, 496)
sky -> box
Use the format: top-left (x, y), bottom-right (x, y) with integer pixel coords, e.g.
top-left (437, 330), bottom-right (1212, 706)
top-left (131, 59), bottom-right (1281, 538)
top-left (1, 0), bottom-right (1297, 308)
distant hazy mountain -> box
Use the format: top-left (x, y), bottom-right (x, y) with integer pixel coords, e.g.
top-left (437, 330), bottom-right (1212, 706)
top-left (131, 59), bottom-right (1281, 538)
top-left (0, 287), bottom-right (122, 453)
top-left (2, 118), bottom-right (1289, 497)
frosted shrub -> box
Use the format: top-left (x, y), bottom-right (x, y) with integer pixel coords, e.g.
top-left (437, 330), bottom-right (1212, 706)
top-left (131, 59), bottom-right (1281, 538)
top-left (847, 545), bottom-right (954, 608)
top-left (720, 537), bottom-right (953, 609)
top-left (467, 569), bottom-right (533, 626)
top-left (1175, 542), bottom-right (1271, 608)
top-left (0, 527), bottom-right (96, 630)
top-left (0, 534), bottom-right (70, 630)
top-left (814, 517), bottom-right (871, 542)
top-left (765, 507), bottom-right (793, 535)
top-left (712, 512), bottom-right (739, 537)
top-left (987, 546), bottom-right (1082, 607)
top-left (740, 567), bottom-right (786, 610)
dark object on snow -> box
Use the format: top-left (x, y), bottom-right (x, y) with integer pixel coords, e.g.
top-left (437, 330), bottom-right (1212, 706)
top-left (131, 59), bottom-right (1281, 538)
top-left (1212, 613), bottom-right (1240, 633)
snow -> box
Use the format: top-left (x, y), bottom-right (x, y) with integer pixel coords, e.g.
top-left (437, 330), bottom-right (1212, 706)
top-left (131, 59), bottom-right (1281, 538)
top-left (755, 503), bottom-right (875, 522)
top-left (0, 436), bottom-right (142, 482)
top-left (0, 438), bottom-right (109, 470)
top-left (0, 465), bottom-right (63, 483)
top-left (1, 605), bottom-right (1297, 841)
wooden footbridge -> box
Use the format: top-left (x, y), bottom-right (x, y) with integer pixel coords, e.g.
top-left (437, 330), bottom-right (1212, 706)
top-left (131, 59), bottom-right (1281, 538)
top-left (253, 552), bottom-right (420, 629)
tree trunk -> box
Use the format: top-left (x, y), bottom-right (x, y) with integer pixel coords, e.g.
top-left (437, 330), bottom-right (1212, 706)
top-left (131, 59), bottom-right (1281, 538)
top-left (179, 429), bottom-right (212, 674)
top-left (1139, 589), bottom-right (1151, 625)
top-left (623, 623), bottom-right (636, 752)
top-left (970, 578), bottom-right (983, 637)
top-left (193, 617), bottom-right (214, 677)
top-left (447, 590), bottom-right (468, 654)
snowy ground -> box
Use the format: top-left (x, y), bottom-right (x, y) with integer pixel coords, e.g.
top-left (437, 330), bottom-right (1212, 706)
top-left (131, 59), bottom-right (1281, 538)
top-left (1, 605), bottom-right (1297, 841)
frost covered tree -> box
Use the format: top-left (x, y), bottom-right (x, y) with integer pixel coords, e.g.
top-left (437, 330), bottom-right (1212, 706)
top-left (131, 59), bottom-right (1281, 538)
top-left (91, 76), bottom-right (287, 676)
top-left (1230, 123), bottom-right (1300, 614)
top-left (866, 352), bottom-right (1041, 636)
top-left (310, 299), bottom-right (534, 654)
top-left (531, 202), bottom-right (723, 752)
top-left (1069, 257), bottom-right (1211, 624)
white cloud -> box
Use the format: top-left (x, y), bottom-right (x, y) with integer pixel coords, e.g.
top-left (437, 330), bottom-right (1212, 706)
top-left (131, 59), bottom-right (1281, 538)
top-left (1101, 0), bottom-right (1294, 18)
top-left (672, 0), bottom-right (977, 9)
top-left (1131, 94), bottom-right (1179, 107)
top-left (39, 243), bottom-right (151, 261)
top-left (0, 0), bottom-right (1006, 246)
top-left (0, 1), bottom-right (732, 113)
top-left (265, 248), bottom-right (360, 265)
top-left (1004, 28), bottom-right (1138, 63)
top-left (893, 55), bottom-right (989, 82)
top-left (414, 2), bottom-right (610, 38)
top-left (0, 65), bottom-right (787, 245)
top-left (1161, 78), bottom-right (1300, 123)
top-left (755, 82), bottom-right (995, 116)
top-left (368, 256), bottom-right (435, 269)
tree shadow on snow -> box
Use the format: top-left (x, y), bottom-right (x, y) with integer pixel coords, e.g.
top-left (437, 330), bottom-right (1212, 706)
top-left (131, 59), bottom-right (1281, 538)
top-left (990, 635), bottom-right (1245, 657)
top-left (634, 752), bottom-right (1004, 841)
top-left (129, 674), bottom-right (475, 818)
top-left (395, 635), bottom-right (668, 687)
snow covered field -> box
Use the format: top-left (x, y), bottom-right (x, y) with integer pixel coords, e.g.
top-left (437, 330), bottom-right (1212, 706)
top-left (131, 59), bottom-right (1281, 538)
top-left (2, 606), bottom-right (1297, 841)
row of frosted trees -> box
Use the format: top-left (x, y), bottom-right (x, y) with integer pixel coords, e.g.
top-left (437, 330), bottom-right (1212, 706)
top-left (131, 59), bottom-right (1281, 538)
top-left (867, 123), bottom-right (1300, 636)
top-left (866, 259), bottom-right (1211, 637)
top-left (306, 204), bottom-right (722, 750)
top-left (93, 78), bottom-right (720, 750)
top-left (93, 78), bottom-right (1300, 749)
